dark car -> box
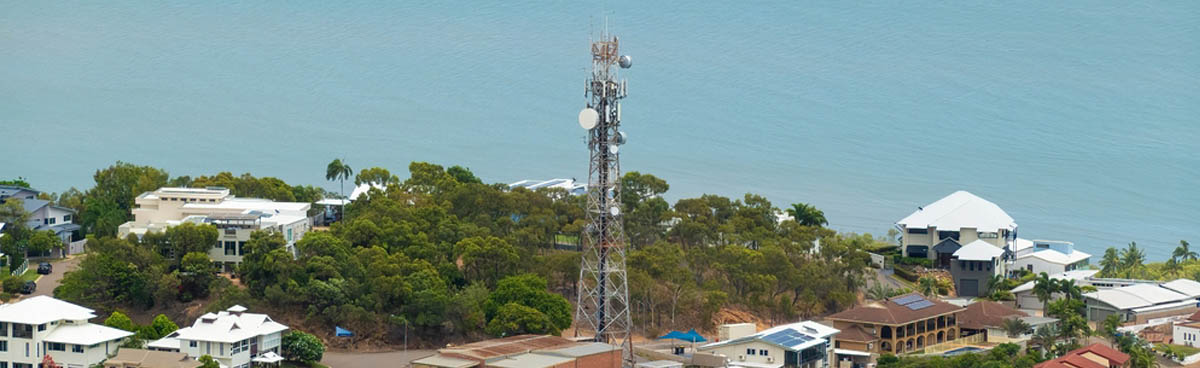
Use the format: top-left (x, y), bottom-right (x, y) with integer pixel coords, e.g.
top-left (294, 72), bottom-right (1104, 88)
top-left (19, 281), bottom-right (35, 294)
top-left (37, 262), bottom-right (52, 275)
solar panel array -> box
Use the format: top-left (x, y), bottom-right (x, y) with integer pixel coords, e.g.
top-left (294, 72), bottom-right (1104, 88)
top-left (892, 295), bottom-right (923, 305)
top-left (762, 329), bottom-right (813, 348)
top-left (893, 295), bottom-right (936, 310)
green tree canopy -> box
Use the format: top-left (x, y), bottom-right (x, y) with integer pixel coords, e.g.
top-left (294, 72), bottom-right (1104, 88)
top-left (281, 331), bottom-right (325, 363)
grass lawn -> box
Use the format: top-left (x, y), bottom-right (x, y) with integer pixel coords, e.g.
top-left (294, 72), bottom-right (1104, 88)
top-left (1155, 343), bottom-right (1200, 358)
top-left (18, 269), bottom-right (39, 282)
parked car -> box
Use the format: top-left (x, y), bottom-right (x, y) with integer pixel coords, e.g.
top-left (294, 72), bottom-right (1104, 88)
top-left (37, 262), bottom-right (52, 274)
top-left (20, 281), bottom-right (36, 294)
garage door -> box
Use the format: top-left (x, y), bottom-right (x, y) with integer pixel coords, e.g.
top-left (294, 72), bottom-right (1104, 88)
top-left (961, 279), bottom-right (978, 296)
top-left (1017, 294), bottom-right (1041, 310)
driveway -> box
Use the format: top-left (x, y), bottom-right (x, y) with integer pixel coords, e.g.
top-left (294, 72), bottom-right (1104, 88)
top-left (322, 349), bottom-right (435, 368)
top-left (872, 268), bottom-right (906, 290)
top-left (31, 256), bottom-right (81, 297)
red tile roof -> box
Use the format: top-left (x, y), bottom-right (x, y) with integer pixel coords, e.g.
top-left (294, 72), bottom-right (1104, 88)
top-left (835, 325), bottom-right (877, 342)
top-left (957, 300), bottom-right (1028, 330)
top-left (1187, 309), bottom-right (1200, 322)
top-left (827, 293), bottom-right (964, 325)
top-left (1033, 343), bottom-right (1129, 368)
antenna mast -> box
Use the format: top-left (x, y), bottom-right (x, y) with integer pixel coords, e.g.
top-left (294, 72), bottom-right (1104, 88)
top-left (575, 29), bottom-right (634, 366)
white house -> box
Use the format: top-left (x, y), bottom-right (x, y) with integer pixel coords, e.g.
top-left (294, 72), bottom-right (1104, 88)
top-left (1012, 239), bottom-right (1090, 276)
top-left (949, 239), bottom-right (1007, 297)
top-left (3, 198), bottom-right (80, 244)
top-left (698, 321), bottom-right (838, 368)
top-left (1174, 311), bottom-right (1200, 348)
top-left (148, 305), bottom-right (288, 368)
top-left (117, 187), bottom-right (312, 272)
top-left (896, 191), bottom-right (1017, 268)
top-left (0, 296), bottom-right (134, 368)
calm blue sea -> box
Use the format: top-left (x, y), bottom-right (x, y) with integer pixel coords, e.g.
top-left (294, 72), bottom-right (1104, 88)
top-left (1, 2), bottom-right (1197, 260)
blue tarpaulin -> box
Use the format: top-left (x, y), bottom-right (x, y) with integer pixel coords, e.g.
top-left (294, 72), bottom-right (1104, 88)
top-left (335, 326), bottom-right (354, 337)
top-left (658, 329), bottom-right (706, 343)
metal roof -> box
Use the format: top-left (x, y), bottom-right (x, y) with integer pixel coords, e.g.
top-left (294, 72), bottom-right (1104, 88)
top-left (1161, 279), bottom-right (1200, 297)
top-left (701, 321), bottom-right (837, 352)
top-left (1085, 283), bottom-right (1193, 310)
top-left (539, 342), bottom-right (619, 357)
top-left (486, 353), bottom-right (574, 368)
top-left (43, 323), bottom-right (134, 345)
top-left (952, 239), bottom-right (1005, 261)
top-left (897, 191), bottom-right (1016, 232)
top-left (411, 355), bottom-right (478, 368)
top-left (0, 295), bottom-right (96, 324)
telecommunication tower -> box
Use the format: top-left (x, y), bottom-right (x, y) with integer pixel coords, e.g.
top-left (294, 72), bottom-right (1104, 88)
top-left (575, 32), bottom-right (634, 365)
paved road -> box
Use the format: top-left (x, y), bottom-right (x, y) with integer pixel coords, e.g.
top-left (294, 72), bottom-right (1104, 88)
top-left (872, 268), bottom-right (906, 290)
top-left (31, 256), bottom-right (81, 297)
top-left (322, 349), bottom-right (435, 368)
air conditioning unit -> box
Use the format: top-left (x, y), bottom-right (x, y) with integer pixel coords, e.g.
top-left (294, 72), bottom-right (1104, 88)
top-left (767, 357), bottom-right (775, 363)
top-left (738, 355), bottom-right (745, 361)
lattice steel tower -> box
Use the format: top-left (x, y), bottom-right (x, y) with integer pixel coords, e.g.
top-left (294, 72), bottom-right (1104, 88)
top-left (574, 32), bottom-right (634, 366)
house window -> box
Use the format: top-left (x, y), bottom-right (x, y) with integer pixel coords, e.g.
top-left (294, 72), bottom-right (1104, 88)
top-left (0, 322), bottom-right (7, 337)
top-left (238, 241), bottom-right (247, 256)
top-left (215, 241), bottom-right (222, 249)
top-left (190, 341), bottom-right (198, 348)
top-left (72, 344), bottom-right (83, 353)
top-left (938, 231), bottom-right (960, 241)
top-left (759, 349), bottom-right (769, 356)
top-left (14, 324), bottom-right (32, 338)
top-left (47, 342), bottom-right (65, 351)
top-left (0, 340), bottom-right (7, 351)
top-left (38, 324), bottom-right (46, 332)
top-left (63, 214), bottom-right (71, 222)
top-left (48, 218), bottom-right (55, 225)
top-left (907, 228), bottom-right (928, 234)
top-left (287, 228), bottom-right (293, 242)
top-left (225, 241), bottom-right (237, 256)
top-left (747, 348), bottom-right (754, 356)
top-left (979, 232), bottom-right (999, 239)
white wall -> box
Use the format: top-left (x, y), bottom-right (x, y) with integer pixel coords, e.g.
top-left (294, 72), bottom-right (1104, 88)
top-left (1176, 324), bottom-right (1200, 347)
top-left (1014, 255), bottom-right (1067, 276)
top-left (705, 341), bottom-right (786, 367)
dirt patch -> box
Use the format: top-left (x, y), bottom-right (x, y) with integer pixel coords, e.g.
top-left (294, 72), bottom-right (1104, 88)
top-left (709, 307), bottom-right (770, 334)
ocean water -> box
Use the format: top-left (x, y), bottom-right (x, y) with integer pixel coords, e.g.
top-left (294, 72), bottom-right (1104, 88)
top-left (1, 2), bottom-right (1197, 260)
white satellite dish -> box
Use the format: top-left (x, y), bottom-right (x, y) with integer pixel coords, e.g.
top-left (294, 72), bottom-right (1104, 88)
top-left (610, 206), bottom-right (620, 216)
top-left (609, 145), bottom-right (619, 154)
top-left (578, 108), bottom-right (599, 130)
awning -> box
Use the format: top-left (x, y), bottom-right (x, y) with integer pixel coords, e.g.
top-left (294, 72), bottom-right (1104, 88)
top-left (335, 326), bottom-right (354, 337)
top-left (252, 352), bottom-right (285, 364)
top-left (835, 348), bottom-right (872, 357)
top-left (658, 329), bottom-right (706, 343)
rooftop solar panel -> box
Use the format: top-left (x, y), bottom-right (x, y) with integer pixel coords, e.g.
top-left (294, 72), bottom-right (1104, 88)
top-left (893, 295), bottom-right (924, 305)
top-left (761, 329), bottom-right (814, 348)
top-left (906, 300), bottom-right (935, 310)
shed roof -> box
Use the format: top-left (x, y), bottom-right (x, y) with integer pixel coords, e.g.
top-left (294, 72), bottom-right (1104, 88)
top-left (1084, 283), bottom-right (1192, 310)
top-left (410, 355), bottom-right (478, 368)
top-left (953, 239), bottom-right (1005, 261)
top-left (538, 342), bottom-right (619, 357)
top-left (897, 191), bottom-right (1016, 232)
top-left (485, 353), bottom-right (574, 368)
top-left (44, 323), bottom-right (134, 345)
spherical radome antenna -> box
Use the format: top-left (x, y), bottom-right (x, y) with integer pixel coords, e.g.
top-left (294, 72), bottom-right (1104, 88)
top-left (609, 145), bottom-right (619, 155)
top-left (578, 108), bottom-right (599, 130)
top-left (610, 206), bottom-right (621, 217)
top-left (618, 55), bottom-right (632, 69)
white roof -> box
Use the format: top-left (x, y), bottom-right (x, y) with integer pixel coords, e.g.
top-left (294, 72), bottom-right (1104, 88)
top-left (44, 323), bottom-right (134, 345)
top-left (897, 191), bottom-right (1016, 232)
top-left (702, 321), bottom-right (838, 352)
top-left (252, 351), bottom-right (285, 364)
top-left (314, 198), bottom-right (350, 206)
top-left (1085, 283), bottom-right (1193, 310)
top-left (1162, 279), bottom-right (1200, 298)
top-left (175, 306), bottom-right (288, 343)
top-left (1012, 270), bottom-right (1098, 293)
top-left (1013, 238), bottom-right (1034, 252)
top-left (729, 362), bottom-right (784, 368)
top-left (1019, 248), bottom-right (1091, 265)
top-left (486, 353), bottom-right (574, 368)
top-left (952, 239), bottom-right (1005, 261)
top-left (148, 336), bottom-right (182, 350)
top-left (0, 295), bottom-right (96, 324)
top-left (349, 183), bottom-right (386, 201)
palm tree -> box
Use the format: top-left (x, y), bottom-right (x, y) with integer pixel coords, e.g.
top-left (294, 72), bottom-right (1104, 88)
top-left (1032, 272), bottom-right (1058, 304)
top-left (325, 158), bottom-right (353, 199)
top-left (867, 283), bottom-right (895, 301)
top-left (1164, 258), bottom-right (1182, 278)
top-left (1057, 279), bottom-right (1083, 301)
top-left (1120, 242), bottom-right (1146, 271)
top-left (1174, 240), bottom-right (1197, 262)
top-left (1099, 247), bottom-right (1121, 277)
top-left (786, 203), bottom-right (828, 227)
top-left (986, 275), bottom-right (1014, 301)
top-left (917, 276), bottom-right (939, 297)
top-left (1001, 317), bottom-right (1032, 338)
top-left (1030, 325), bottom-right (1059, 354)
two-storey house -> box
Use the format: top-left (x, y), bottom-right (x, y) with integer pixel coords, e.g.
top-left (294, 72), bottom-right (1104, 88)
top-left (896, 191), bottom-right (1017, 267)
top-left (828, 293), bottom-right (965, 364)
top-left (117, 187), bottom-right (311, 272)
top-left (0, 296), bottom-right (134, 368)
top-left (148, 305), bottom-right (287, 368)
top-left (698, 321), bottom-right (838, 368)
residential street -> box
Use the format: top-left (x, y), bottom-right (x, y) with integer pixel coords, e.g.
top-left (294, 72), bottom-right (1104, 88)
top-left (30, 256), bottom-right (81, 297)
top-left (872, 267), bottom-right (906, 290)
top-left (322, 349), bottom-right (435, 368)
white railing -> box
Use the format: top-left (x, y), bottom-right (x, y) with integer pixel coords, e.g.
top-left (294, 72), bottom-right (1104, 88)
top-left (11, 259), bottom-right (28, 276)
